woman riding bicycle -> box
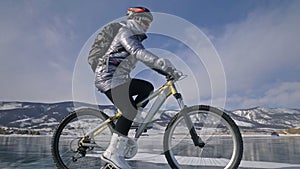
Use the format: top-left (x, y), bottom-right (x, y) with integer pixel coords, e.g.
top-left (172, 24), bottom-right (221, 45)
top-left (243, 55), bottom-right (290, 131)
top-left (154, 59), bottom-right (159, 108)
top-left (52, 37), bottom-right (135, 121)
top-left (94, 7), bottom-right (179, 169)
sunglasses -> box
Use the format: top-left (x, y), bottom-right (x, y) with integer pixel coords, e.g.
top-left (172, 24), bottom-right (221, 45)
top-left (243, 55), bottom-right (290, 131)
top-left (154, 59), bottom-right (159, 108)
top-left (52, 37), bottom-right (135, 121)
top-left (140, 17), bottom-right (152, 27)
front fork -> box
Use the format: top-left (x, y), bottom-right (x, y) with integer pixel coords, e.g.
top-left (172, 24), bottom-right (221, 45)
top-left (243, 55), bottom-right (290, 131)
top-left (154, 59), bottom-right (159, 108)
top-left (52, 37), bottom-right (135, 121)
top-left (175, 93), bottom-right (205, 148)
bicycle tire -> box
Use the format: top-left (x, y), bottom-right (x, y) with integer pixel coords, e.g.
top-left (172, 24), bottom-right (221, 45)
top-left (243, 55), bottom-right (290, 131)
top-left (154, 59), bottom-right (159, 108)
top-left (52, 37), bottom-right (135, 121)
top-left (51, 108), bottom-right (114, 169)
top-left (163, 105), bottom-right (243, 169)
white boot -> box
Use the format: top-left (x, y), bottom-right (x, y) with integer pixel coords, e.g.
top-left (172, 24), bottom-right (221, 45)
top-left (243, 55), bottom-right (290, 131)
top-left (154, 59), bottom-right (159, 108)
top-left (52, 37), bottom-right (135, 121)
top-left (101, 133), bottom-right (132, 169)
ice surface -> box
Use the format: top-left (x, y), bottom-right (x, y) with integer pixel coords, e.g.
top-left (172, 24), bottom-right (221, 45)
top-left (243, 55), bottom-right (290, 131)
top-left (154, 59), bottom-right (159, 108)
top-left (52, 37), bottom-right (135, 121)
top-left (129, 152), bottom-right (300, 168)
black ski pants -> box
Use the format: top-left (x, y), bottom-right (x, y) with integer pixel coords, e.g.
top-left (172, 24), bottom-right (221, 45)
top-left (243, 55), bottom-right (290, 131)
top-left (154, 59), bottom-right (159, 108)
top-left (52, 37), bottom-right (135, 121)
top-left (104, 79), bottom-right (154, 136)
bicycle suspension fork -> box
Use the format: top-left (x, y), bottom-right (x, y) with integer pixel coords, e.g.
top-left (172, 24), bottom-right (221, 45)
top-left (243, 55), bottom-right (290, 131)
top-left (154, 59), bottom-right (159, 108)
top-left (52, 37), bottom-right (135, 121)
top-left (174, 92), bottom-right (205, 148)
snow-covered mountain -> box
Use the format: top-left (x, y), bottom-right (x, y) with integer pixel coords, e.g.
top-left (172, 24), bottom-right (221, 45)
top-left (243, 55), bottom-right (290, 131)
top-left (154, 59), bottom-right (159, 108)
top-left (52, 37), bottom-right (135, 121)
top-left (229, 107), bottom-right (300, 132)
top-left (0, 101), bottom-right (299, 134)
top-left (0, 101), bottom-right (115, 132)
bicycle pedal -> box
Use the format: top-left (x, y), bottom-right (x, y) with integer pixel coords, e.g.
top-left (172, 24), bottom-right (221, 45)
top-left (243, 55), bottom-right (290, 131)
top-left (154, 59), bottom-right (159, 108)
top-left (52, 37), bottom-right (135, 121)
top-left (101, 163), bottom-right (116, 169)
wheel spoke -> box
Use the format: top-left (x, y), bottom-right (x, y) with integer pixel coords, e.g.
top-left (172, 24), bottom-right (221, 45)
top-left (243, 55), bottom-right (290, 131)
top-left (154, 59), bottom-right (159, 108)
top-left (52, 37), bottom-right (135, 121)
top-left (51, 109), bottom-right (113, 169)
top-left (164, 106), bottom-right (243, 168)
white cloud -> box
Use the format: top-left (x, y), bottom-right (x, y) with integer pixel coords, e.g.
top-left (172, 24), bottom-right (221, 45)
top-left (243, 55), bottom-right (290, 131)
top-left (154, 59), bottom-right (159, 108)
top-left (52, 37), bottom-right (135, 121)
top-left (0, 1), bottom-right (131, 103)
top-left (227, 82), bottom-right (300, 108)
top-left (0, 2), bottom-right (76, 102)
top-left (214, 1), bottom-right (300, 108)
top-left (217, 1), bottom-right (300, 91)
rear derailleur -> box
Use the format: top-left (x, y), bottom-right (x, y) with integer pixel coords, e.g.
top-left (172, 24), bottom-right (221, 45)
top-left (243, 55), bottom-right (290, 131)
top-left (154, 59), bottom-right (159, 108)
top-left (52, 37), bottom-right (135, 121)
top-left (72, 136), bottom-right (94, 162)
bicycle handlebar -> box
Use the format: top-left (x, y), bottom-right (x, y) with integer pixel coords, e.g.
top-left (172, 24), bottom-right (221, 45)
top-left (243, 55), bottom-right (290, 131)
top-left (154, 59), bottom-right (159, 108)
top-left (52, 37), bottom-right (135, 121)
top-left (166, 69), bottom-right (186, 82)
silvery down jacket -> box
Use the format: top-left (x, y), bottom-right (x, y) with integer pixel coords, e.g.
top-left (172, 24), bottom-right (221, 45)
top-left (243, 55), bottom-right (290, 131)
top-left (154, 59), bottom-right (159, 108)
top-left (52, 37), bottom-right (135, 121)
top-left (95, 19), bottom-right (174, 92)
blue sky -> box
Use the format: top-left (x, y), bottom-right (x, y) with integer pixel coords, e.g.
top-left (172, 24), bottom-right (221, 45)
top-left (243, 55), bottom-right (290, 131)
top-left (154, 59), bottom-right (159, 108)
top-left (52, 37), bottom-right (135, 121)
top-left (0, 0), bottom-right (299, 110)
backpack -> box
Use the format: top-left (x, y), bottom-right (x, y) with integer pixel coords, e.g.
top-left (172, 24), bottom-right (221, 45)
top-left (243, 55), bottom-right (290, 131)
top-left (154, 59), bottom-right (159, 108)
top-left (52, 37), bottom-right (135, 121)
top-left (88, 22), bottom-right (122, 72)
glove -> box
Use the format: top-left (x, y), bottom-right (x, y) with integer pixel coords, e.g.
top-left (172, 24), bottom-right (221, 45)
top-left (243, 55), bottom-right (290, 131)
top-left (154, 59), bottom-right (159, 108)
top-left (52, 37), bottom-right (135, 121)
top-left (165, 67), bottom-right (182, 80)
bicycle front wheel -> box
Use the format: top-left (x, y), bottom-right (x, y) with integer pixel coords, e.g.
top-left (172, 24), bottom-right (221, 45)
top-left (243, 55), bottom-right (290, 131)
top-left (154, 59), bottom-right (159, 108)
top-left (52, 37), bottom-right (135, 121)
top-left (51, 108), bottom-right (114, 169)
top-left (164, 105), bottom-right (243, 169)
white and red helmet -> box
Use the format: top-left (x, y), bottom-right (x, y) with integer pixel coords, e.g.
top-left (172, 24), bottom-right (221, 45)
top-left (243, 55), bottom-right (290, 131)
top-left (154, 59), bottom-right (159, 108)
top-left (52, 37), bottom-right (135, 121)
top-left (127, 7), bottom-right (153, 26)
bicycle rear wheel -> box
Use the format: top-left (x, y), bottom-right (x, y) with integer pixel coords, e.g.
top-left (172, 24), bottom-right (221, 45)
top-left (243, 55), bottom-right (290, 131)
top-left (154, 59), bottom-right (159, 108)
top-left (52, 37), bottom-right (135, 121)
top-left (164, 105), bottom-right (243, 169)
top-left (51, 108), bottom-right (114, 169)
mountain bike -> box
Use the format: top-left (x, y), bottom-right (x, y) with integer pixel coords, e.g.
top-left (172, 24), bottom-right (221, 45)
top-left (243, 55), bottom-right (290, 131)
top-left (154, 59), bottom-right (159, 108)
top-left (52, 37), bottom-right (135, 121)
top-left (51, 72), bottom-right (243, 169)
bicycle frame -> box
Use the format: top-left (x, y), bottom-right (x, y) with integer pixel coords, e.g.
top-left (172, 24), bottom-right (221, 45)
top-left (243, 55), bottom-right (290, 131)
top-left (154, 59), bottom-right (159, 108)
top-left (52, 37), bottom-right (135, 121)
top-left (80, 80), bottom-right (184, 145)
top-left (134, 80), bottom-right (185, 139)
top-left (80, 78), bottom-right (203, 149)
